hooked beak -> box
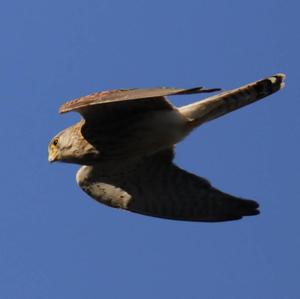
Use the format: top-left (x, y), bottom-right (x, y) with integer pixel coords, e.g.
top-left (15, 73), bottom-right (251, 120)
top-left (48, 154), bottom-right (57, 163)
top-left (48, 148), bottom-right (58, 163)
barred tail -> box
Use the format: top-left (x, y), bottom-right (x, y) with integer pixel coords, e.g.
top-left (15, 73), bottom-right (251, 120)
top-left (179, 73), bottom-right (285, 127)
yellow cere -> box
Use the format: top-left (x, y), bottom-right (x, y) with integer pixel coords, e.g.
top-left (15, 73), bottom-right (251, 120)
top-left (48, 140), bottom-right (58, 162)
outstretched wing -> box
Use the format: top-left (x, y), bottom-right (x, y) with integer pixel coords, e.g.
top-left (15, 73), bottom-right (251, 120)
top-left (77, 149), bottom-right (259, 222)
top-left (59, 86), bottom-right (220, 122)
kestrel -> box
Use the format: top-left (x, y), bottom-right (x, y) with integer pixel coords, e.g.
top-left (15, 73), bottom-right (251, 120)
top-left (48, 74), bottom-right (285, 222)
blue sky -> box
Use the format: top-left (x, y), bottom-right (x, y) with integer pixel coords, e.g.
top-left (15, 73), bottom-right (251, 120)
top-left (1, 0), bottom-right (299, 298)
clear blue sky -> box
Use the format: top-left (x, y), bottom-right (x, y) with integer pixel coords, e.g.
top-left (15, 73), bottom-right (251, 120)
top-left (1, 0), bottom-right (299, 298)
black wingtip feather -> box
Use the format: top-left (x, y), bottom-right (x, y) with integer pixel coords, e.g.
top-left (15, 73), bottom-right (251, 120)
top-left (175, 87), bottom-right (222, 95)
top-left (237, 199), bottom-right (260, 217)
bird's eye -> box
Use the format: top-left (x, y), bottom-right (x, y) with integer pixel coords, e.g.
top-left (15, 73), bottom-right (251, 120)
top-left (53, 138), bottom-right (58, 146)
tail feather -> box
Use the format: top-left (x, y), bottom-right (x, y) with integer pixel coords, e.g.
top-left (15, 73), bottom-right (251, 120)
top-left (179, 73), bottom-right (285, 127)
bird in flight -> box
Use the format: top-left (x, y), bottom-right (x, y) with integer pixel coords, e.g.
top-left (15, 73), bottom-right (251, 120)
top-left (48, 74), bottom-right (285, 222)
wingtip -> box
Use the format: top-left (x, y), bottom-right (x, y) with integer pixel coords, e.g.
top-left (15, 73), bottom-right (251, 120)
top-left (240, 199), bottom-right (260, 217)
top-left (175, 86), bottom-right (222, 95)
top-left (203, 87), bottom-right (222, 93)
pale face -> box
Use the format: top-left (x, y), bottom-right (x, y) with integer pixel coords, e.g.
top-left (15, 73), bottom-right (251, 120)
top-left (48, 125), bottom-right (100, 165)
top-left (48, 127), bottom-right (74, 163)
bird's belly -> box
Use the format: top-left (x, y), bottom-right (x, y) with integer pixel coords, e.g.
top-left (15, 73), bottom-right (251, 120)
top-left (80, 180), bottom-right (132, 208)
top-left (76, 165), bottom-right (135, 209)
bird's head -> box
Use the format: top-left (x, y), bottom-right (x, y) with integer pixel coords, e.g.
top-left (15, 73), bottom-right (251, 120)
top-left (48, 124), bottom-right (100, 165)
